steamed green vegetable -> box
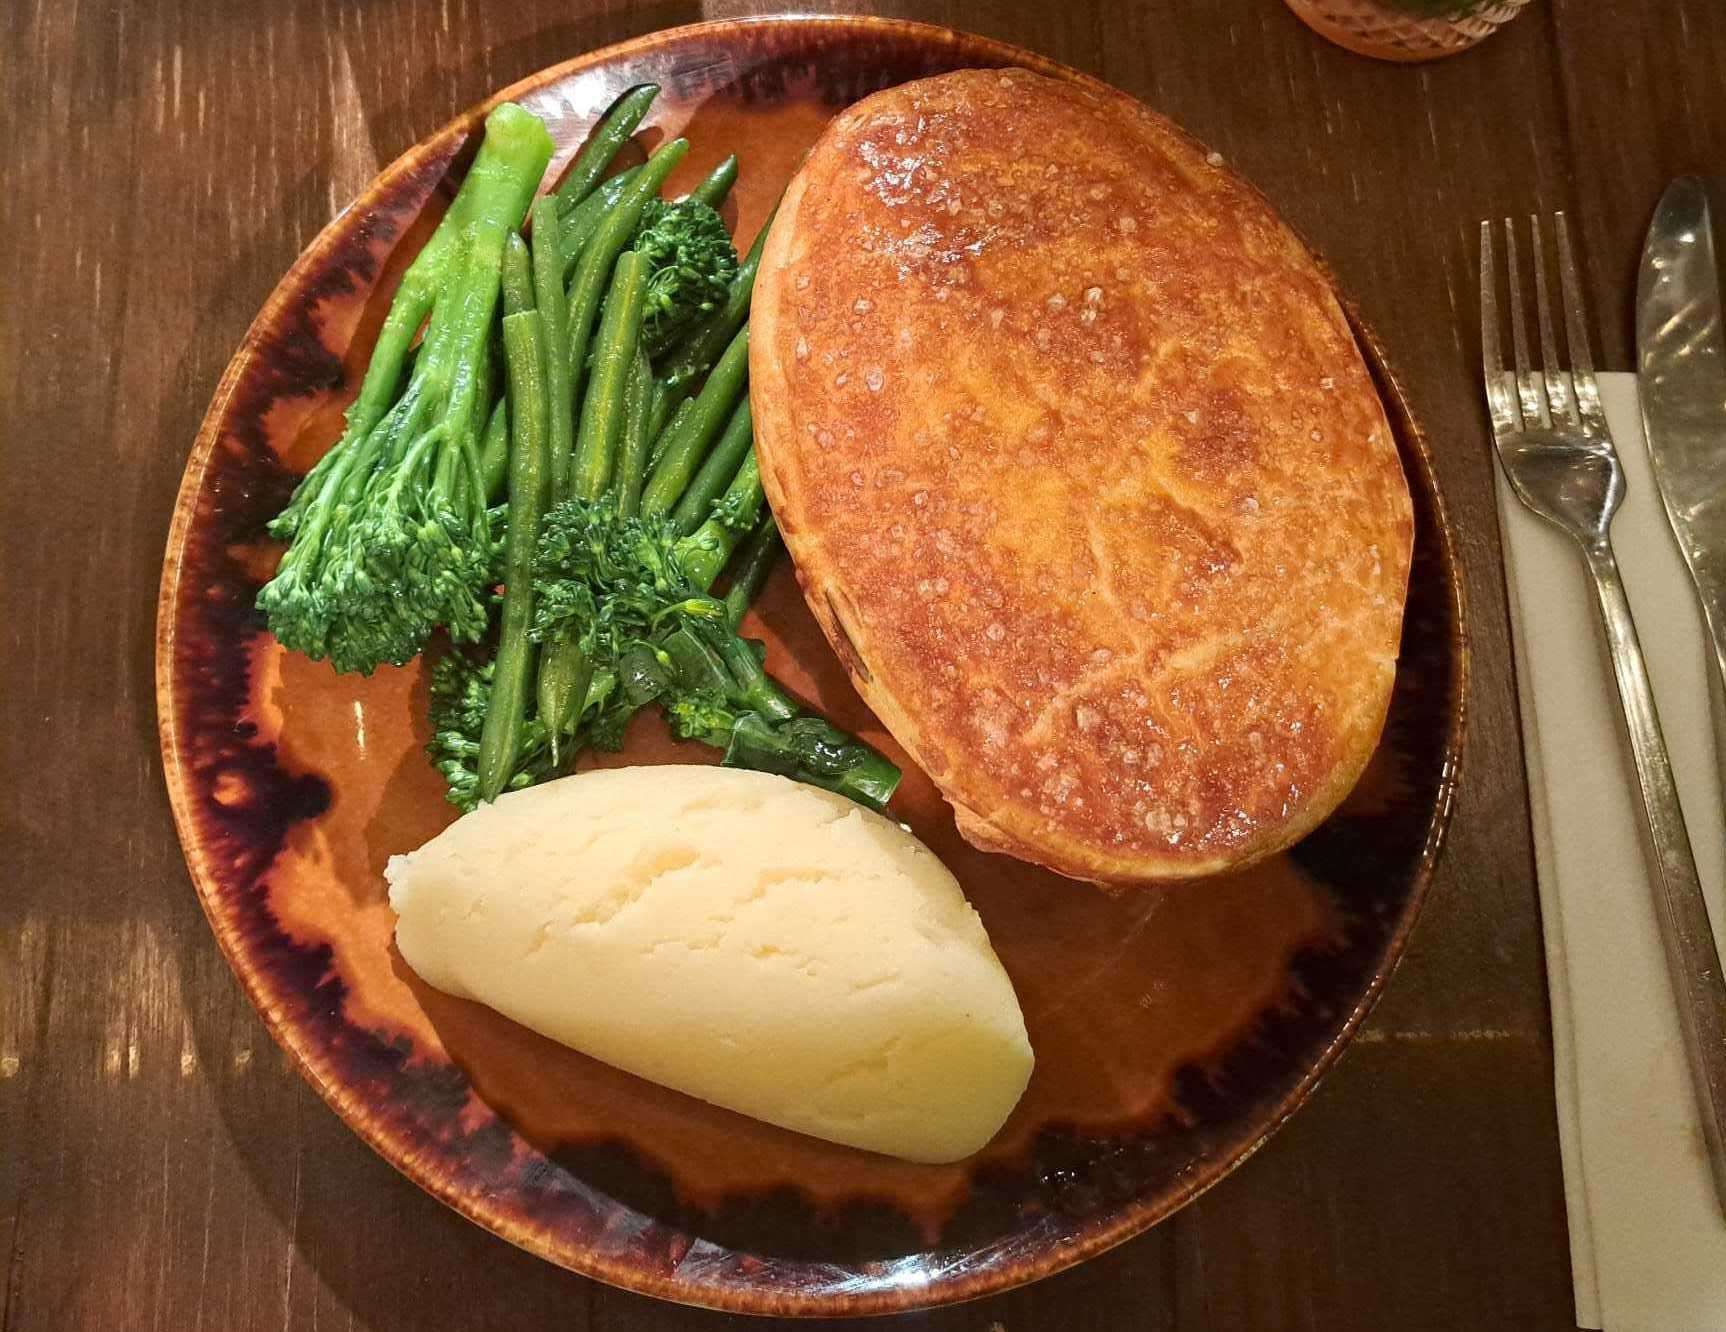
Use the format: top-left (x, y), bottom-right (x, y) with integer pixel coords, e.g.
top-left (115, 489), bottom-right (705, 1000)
top-left (563, 137), bottom-right (689, 408)
top-left (639, 326), bottom-right (749, 518)
top-left (257, 102), bottom-right (553, 675)
top-left (670, 397), bottom-right (752, 538)
top-left (656, 204), bottom-right (775, 395)
top-left (614, 350), bottom-right (655, 517)
top-left (248, 95), bottom-right (898, 811)
top-left (675, 448), bottom-right (764, 591)
top-left (721, 514), bottom-right (782, 628)
top-left (478, 399), bottom-right (510, 500)
top-left (633, 197), bottom-right (738, 353)
top-left (554, 84), bottom-right (659, 212)
top-left (428, 647), bottom-right (553, 813)
top-left (537, 249), bottom-right (652, 751)
top-left (476, 278), bottom-right (553, 803)
top-left (571, 251), bottom-right (650, 501)
top-left (530, 195), bottom-right (576, 500)
top-left (686, 154), bottom-right (739, 210)
top-left (527, 497), bottom-right (900, 811)
top-left (560, 165), bottom-right (644, 275)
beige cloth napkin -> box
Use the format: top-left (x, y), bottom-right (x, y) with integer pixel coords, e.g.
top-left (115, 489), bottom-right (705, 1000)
top-left (1497, 372), bottom-right (1726, 1331)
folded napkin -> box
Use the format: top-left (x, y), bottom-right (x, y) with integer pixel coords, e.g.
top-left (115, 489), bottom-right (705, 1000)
top-left (1497, 373), bottom-right (1726, 1330)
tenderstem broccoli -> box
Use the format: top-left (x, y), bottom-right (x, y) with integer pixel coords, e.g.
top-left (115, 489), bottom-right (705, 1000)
top-left (257, 102), bottom-right (553, 675)
top-left (633, 197), bottom-right (738, 354)
top-left (415, 110), bottom-right (899, 813)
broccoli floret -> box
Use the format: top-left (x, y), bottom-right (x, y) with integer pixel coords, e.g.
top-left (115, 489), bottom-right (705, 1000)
top-left (426, 647), bottom-right (552, 812)
top-left (632, 198), bottom-right (738, 352)
top-left (530, 497), bottom-right (728, 660)
top-left (524, 497), bottom-right (898, 810)
top-left (258, 104), bottom-right (554, 676)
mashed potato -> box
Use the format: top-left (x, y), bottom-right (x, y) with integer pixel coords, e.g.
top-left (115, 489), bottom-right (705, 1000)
top-left (387, 766), bottom-right (1032, 1163)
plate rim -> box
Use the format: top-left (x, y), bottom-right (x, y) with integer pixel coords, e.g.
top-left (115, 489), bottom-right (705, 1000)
top-left (155, 13), bottom-right (1470, 1316)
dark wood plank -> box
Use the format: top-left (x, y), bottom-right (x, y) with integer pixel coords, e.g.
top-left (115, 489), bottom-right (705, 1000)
top-left (8, 0), bottom-right (1711, 1327)
top-left (1551, 0), bottom-right (1726, 368)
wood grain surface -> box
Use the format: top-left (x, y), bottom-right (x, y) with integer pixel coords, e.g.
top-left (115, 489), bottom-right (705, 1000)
top-left (3, 0), bottom-right (1720, 1327)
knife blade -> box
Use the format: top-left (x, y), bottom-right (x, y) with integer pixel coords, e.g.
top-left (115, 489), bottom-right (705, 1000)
top-left (1637, 176), bottom-right (1726, 789)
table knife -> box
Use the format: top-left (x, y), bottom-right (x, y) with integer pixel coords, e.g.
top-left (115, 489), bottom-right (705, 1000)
top-left (1638, 176), bottom-right (1726, 794)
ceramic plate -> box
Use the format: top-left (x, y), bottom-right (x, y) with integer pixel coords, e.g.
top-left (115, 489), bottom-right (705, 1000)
top-left (157, 16), bottom-right (1467, 1316)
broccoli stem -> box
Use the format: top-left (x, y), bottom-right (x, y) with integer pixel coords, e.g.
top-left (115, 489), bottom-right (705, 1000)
top-left (478, 398), bottom-right (509, 501)
top-left (420, 200), bottom-right (521, 509)
top-left (669, 397), bottom-right (752, 537)
top-left (686, 154), bottom-right (739, 209)
top-left (710, 631), bottom-right (798, 722)
top-left (659, 625), bottom-right (740, 703)
top-left (563, 138), bottom-right (689, 424)
top-left (258, 102), bottom-right (553, 674)
top-left (657, 612), bottom-right (900, 812)
top-left (554, 85), bottom-right (659, 213)
top-left (477, 306), bottom-right (552, 801)
top-left (655, 202), bottom-right (776, 395)
top-left (638, 325), bottom-right (748, 518)
top-left (529, 196), bottom-right (576, 498)
top-left (677, 449), bottom-right (763, 591)
top-left (723, 714), bottom-right (900, 812)
top-left (559, 165), bottom-right (644, 278)
top-left (268, 108), bottom-right (542, 542)
top-left (614, 349), bottom-right (654, 517)
top-left (722, 514), bottom-right (782, 627)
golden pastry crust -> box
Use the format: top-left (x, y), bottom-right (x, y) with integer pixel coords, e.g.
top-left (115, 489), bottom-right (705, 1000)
top-left (750, 69), bottom-right (1413, 883)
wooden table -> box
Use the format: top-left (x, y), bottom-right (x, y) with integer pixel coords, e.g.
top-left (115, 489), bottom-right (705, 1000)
top-left (4, 1), bottom-right (1721, 1326)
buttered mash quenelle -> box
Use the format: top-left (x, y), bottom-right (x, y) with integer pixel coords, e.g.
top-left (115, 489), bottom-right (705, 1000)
top-left (387, 766), bottom-right (1033, 1163)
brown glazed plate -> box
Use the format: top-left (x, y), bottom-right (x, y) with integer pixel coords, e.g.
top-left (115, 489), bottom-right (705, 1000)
top-left (156, 15), bottom-right (1467, 1318)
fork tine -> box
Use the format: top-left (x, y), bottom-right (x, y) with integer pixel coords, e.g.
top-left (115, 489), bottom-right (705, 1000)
top-left (1554, 211), bottom-right (1608, 437)
top-left (1504, 218), bottom-right (1547, 428)
top-left (1530, 215), bottom-right (1579, 429)
top-left (1479, 221), bottom-right (1520, 435)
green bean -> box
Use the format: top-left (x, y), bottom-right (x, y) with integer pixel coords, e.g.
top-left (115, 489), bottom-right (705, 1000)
top-left (571, 251), bottom-right (648, 501)
top-left (722, 514), bottom-right (782, 627)
top-left (676, 451), bottom-right (763, 592)
top-left (559, 165), bottom-right (643, 278)
top-left (500, 232), bottom-right (535, 316)
top-left (669, 397), bottom-right (752, 537)
top-left (656, 201), bottom-right (775, 392)
top-left (614, 349), bottom-right (654, 517)
top-left (476, 308), bottom-right (551, 802)
top-left (529, 196), bottom-right (575, 499)
top-left (538, 249), bottom-right (649, 749)
top-left (638, 325), bottom-right (749, 518)
top-left (643, 378), bottom-right (673, 443)
top-left (564, 138), bottom-right (689, 433)
top-left (554, 84), bottom-right (659, 213)
top-left (478, 398), bottom-right (509, 501)
top-left (536, 640), bottom-right (590, 765)
top-left (686, 154), bottom-right (739, 209)
top-left (646, 393), bottom-right (688, 470)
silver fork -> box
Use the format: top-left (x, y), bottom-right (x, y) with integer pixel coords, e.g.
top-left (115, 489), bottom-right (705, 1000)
top-left (1482, 213), bottom-right (1726, 1218)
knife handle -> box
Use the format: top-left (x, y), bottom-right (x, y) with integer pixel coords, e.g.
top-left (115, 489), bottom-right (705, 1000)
top-left (1584, 540), bottom-right (1726, 1220)
top-left (1701, 601), bottom-right (1726, 812)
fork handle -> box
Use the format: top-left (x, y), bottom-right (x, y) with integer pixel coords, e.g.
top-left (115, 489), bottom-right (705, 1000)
top-left (1585, 539), bottom-right (1726, 1218)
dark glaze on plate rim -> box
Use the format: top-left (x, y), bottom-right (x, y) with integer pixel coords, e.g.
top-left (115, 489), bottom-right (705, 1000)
top-left (156, 16), bottom-right (1468, 1317)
